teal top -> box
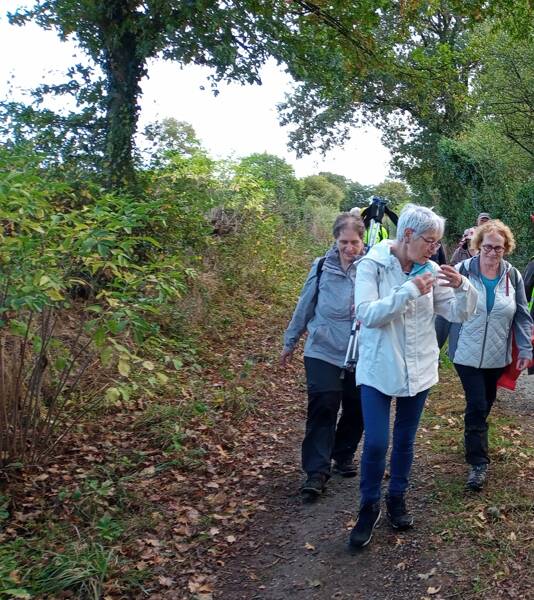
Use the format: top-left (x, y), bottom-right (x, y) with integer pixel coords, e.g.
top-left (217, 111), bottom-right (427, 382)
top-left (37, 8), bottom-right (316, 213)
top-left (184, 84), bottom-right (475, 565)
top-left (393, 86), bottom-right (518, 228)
top-left (481, 274), bottom-right (500, 313)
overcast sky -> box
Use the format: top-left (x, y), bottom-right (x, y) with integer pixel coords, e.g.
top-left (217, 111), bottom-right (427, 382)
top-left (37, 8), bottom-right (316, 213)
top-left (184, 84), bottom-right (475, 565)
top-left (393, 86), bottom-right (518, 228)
top-left (0, 3), bottom-right (391, 184)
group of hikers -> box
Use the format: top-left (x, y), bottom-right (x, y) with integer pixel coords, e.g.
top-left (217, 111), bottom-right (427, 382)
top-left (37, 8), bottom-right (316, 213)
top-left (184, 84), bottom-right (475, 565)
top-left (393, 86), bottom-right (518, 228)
top-left (281, 203), bottom-right (534, 550)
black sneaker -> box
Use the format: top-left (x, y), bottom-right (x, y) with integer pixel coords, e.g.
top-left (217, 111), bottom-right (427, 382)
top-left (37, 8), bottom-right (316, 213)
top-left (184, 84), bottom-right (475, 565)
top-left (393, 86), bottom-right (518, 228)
top-left (300, 473), bottom-right (328, 502)
top-left (386, 494), bottom-right (414, 530)
top-left (466, 464), bottom-right (488, 491)
top-left (332, 460), bottom-right (357, 478)
top-left (348, 502), bottom-right (381, 549)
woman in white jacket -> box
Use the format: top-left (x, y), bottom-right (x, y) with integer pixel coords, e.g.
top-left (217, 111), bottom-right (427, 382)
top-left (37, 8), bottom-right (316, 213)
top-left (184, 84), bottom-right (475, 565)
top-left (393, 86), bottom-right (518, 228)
top-left (349, 204), bottom-right (478, 550)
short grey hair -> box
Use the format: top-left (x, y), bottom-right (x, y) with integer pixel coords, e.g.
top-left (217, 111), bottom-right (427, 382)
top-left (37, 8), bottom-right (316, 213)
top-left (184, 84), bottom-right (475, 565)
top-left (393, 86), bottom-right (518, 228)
top-left (396, 203), bottom-right (445, 241)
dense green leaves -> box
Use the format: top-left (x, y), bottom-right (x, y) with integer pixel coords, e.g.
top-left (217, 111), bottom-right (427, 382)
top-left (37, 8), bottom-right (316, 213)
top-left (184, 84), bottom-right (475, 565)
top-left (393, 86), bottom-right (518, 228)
top-left (5, 0), bottom-right (296, 187)
top-left (236, 153), bottom-right (303, 224)
top-left (473, 30), bottom-right (534, 158)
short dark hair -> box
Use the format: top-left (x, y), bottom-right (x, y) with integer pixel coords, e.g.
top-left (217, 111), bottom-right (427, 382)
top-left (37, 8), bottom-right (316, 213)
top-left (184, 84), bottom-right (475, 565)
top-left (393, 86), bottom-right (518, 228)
top-left (332, 213), bottom-right (365, 239)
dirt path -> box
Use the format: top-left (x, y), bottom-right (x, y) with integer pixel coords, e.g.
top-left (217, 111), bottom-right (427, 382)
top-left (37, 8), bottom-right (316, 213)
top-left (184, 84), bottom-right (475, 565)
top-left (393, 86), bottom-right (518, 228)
top-left (497, 371), bottom-right (534, 435)
top-left (215, 368), bottom-right (534, 600)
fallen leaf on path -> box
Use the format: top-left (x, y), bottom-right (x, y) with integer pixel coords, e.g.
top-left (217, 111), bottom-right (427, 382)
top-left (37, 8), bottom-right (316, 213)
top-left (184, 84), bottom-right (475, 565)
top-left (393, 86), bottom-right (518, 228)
top-left (188, 578), bottom-right (214, 594)
top-left (427, 586), bottom-right (441, 595)
top-left (304, 542), bottom-right (315, 551)
top-left (307, 579), bottom-right (322, 588)
top-left (417, 567), bottom-right (437, 580)
top-left (158, 576), bottom-right (174, 587)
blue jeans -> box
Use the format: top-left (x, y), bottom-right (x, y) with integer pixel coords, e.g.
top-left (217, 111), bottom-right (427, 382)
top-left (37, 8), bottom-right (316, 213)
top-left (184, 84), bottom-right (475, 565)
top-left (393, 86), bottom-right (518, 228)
top-left (359, 385), bottom-right (428, 506)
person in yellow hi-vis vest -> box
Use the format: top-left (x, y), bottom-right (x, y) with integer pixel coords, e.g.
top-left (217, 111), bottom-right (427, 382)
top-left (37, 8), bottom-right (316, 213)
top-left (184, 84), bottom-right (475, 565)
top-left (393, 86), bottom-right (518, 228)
top-left (363, 223), bottom-right (389, 246)
top-left (353, 196), bottom-right (398, 249)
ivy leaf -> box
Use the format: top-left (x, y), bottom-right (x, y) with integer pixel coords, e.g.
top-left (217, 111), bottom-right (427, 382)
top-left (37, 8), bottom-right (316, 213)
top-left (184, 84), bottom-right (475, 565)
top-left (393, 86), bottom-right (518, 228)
top-left (118, 357), bottom-right (131, 377)
top-left (3, 590), bottom-right (31, 599)
top-left (105, 387), bottom-right (121, 403)
top-left (45, 288), bottom-right (64, 301)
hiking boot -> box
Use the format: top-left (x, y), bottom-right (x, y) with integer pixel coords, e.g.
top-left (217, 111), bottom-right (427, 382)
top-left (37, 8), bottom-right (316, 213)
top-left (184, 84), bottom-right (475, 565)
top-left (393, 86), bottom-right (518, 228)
top-left (348, 502), bottom-right (381, 549)
top-left (466, 464), bottom-right (488, 492)
top-left (332, 459), bottom-right (357, 478)
top-left (300, 473), bottom-right (328, 503)
top-left (386, 494), bottom-right (414, 530)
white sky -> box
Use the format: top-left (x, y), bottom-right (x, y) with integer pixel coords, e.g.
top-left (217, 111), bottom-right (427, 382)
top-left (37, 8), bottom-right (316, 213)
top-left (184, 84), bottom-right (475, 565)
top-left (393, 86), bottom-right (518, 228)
top-left (0, 3), bottom-right (391, 184)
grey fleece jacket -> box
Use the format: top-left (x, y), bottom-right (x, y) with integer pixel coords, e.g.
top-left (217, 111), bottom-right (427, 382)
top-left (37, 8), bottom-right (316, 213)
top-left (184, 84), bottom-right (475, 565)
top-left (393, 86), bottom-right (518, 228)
top-left (283, 246), bottom-right (358, 368)
top-left (449, 256), bottom-right (533, 368)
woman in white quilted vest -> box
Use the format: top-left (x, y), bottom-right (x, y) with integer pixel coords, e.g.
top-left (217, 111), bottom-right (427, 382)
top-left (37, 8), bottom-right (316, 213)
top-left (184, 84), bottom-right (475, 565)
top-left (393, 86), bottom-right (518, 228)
top-left (448, 219), bottom-right (533, 492)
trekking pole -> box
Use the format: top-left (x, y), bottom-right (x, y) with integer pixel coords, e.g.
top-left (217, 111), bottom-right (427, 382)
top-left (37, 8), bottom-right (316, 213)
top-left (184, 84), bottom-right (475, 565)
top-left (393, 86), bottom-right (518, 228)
top-left (340, 319), bottom-right (360, 379)
top-left (367, 219), bottom-right (381, 248)
top-left (349, 320), bottom-right (360, 365)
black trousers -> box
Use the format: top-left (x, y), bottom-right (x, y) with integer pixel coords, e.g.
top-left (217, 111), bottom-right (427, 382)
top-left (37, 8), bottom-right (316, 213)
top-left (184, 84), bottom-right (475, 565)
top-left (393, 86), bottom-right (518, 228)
top-left (302, 357), bottom-right (364, 476)
top-left (454, 363), bottom-right (505, 465)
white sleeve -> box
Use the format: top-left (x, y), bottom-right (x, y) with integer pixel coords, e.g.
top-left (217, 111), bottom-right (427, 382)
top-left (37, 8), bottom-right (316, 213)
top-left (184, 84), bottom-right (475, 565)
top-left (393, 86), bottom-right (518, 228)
top-left (355, 259), bottom-right (420, 328)
top-left (433, 267), bottom-right (478, 322)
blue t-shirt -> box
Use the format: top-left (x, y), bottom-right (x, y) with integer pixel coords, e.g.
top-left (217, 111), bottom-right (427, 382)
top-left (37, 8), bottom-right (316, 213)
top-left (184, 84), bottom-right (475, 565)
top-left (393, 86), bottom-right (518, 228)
top-left (408, 262), bottom-right (434, 278)
top-left (481, 274), bottom-right (500, 313)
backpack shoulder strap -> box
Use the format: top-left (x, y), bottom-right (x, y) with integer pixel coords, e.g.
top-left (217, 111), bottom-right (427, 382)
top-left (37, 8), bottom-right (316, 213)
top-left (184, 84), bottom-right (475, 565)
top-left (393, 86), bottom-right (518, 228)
top-left (459, 261), bottom-right (469, 278)
top-left (313, 257), bottom-right (326, 305)
top-left (509, 266), bottom-right (519, 289)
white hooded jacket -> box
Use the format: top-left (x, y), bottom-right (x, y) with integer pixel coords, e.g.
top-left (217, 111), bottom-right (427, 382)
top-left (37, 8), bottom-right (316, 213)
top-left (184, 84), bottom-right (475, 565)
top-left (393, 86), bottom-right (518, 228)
top-left (354, 241), bottom-right (478, 397)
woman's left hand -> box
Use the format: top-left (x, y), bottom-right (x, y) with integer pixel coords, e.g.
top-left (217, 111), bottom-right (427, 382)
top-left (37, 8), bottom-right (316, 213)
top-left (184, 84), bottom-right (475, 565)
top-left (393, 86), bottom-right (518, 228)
top-left (516, 357), bottom-right (531, 371)
top-left (437, 265), bottom-right (463, 289)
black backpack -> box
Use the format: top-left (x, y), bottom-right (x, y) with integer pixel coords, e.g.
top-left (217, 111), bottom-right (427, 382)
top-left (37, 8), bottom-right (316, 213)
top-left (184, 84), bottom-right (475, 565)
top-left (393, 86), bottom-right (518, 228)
top-left (312, 257), bottom-right (326, 306)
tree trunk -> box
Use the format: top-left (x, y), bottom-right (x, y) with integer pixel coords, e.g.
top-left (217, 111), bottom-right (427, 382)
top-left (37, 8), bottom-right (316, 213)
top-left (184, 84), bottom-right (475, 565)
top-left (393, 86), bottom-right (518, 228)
top-left (100, 1), bottom-right (147, 190)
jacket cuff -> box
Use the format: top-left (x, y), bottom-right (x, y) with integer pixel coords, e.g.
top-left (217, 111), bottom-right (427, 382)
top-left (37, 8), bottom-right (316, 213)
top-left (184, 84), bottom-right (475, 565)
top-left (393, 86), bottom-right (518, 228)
top-left (518, 349), bottom-right (533, 361)
top-left (455, 275), bottom-right (470, 292)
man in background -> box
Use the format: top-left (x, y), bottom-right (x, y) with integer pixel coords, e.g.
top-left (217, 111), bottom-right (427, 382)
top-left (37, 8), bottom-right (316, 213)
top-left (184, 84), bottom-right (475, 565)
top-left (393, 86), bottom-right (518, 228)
top-left (450, 227), bottom-right (477, 265)
top-left (476, 212), bottom-right (491, 226)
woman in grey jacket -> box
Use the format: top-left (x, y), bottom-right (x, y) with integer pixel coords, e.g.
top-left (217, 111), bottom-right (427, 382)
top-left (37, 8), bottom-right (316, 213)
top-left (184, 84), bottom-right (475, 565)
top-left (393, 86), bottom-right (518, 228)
top-left (281, 213), bottom-right (365, 502)
top-left (449, 220), bottom-right (533, 491)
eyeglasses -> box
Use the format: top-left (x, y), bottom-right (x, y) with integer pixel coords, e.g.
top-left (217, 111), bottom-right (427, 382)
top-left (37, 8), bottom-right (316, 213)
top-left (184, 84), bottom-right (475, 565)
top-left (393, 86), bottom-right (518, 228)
top-left (481, 244), bottom-right (505, 255)
top-left (418, 235), bottom-right (442, 250)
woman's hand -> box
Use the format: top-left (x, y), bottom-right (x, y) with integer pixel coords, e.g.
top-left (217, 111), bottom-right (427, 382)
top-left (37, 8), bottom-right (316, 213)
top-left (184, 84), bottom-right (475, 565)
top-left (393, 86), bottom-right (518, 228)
top-left (412, 272), bottom-right (434, 295)
top-left (516, 357), bottom-right (531, 371)
top-left (280, 348), bottom-right (294, 367)
top-left (437, 265), bottom-right (463, 289)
